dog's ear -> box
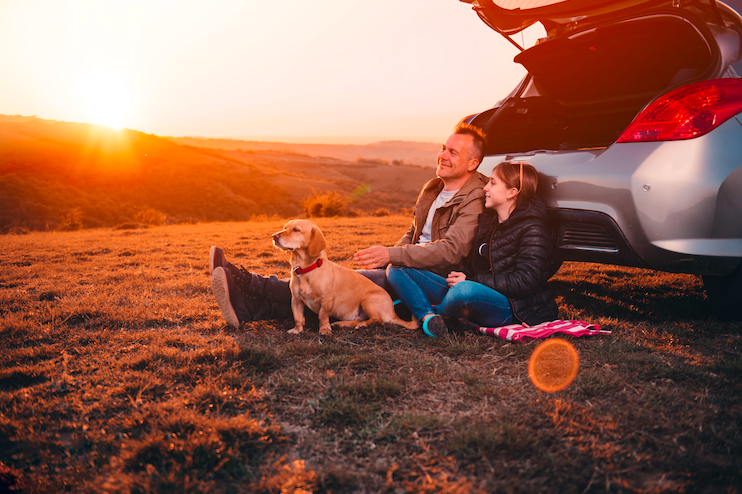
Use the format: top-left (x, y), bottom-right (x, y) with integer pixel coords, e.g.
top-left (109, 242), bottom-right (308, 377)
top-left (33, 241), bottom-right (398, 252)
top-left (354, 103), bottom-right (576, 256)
top-left (307, 226), bottom-right (326, 258)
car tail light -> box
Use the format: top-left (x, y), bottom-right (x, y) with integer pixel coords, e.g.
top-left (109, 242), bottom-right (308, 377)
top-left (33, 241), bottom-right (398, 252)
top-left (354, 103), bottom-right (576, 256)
top-left (616, 78), bottom-right (742, 143)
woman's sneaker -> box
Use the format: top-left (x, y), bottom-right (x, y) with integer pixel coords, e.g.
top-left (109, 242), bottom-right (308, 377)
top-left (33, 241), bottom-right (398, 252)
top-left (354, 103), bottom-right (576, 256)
top-left (422, 314), bottom-right (448, 338)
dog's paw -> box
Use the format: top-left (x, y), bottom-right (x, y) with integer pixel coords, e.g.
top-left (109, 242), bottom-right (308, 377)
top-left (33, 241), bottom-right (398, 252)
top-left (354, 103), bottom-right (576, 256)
top-left (287, 327), bottom-right (304, 335)
top-left (319, 326), bottom-right (333, 335)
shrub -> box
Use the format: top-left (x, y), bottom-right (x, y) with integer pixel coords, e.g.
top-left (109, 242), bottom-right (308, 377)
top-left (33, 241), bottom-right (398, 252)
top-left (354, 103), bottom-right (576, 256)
top-left (301, 191), bottom-right (348, 217)
top-left (135, 208), bottom-right (166, 226)
top-left (56, 207), bottom-right (83, 231)
top-left (356, 158), bottom-right (389, 165)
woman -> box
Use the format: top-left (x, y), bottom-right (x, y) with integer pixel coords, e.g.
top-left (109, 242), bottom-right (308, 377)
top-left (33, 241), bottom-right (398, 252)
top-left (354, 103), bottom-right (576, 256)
top-left (386, 161), bottom-right (558, 337)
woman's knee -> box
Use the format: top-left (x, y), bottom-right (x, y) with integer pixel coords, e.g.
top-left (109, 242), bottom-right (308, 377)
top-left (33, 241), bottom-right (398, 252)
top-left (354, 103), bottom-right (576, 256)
top-left (448, 280), bottom-right (479, 299)
top-left (449, 281), bottom-right (510, 312)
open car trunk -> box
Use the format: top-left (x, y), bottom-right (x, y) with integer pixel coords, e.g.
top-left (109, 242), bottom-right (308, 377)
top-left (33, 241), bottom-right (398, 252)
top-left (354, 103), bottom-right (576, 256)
top-left (471, 13), bottom-right (719, 154)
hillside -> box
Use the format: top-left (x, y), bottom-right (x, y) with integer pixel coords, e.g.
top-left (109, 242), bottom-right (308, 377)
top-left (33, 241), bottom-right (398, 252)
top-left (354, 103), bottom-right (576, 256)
top-left (0, 115), bottom-right (435, 233)
top-left (171, 136), bottom-right (441, 168)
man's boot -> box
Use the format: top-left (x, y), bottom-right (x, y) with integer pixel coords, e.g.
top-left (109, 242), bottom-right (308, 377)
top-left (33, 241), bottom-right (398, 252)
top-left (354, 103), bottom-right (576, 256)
top-left (210, 247), bottom-right (294, 324)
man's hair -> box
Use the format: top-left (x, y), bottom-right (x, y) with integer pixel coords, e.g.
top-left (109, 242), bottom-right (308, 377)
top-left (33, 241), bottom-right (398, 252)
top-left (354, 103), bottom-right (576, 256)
top-left (453, 122), bottom-right (487, 164)
top-left (494, 161), bottom-right (539, 207)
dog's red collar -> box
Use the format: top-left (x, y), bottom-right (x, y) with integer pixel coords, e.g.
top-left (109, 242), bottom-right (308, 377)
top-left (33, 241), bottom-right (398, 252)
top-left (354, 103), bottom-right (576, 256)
top-left (294, 258), bottom-right (323, 276)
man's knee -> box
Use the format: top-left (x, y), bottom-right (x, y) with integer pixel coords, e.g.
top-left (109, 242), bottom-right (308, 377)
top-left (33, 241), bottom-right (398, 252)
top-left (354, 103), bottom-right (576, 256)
top-left (359, 268), bottom-right (387, 287)
top-left (358, 268), bottom-right (397, 298)
top-left (385, 265), bottom-right (406, 282)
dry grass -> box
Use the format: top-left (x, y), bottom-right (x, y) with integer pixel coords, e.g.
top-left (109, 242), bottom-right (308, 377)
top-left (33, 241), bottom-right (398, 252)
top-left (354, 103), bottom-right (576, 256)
top-left (1, 217), bottom-right (740, 493)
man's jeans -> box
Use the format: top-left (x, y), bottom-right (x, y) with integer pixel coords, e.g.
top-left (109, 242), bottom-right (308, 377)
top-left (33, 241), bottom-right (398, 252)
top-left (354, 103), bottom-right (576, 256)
top-left (253, 269), bottom-right (394, 302)
top-left (386, 266), bottom-right (514, 327)
top-left (235, 268), bottom-right (396, 316)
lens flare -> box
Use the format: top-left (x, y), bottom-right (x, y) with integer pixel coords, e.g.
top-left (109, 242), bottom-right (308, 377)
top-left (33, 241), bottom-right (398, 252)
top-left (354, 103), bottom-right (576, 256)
top-left (528, 338), bottom-right (579, 392)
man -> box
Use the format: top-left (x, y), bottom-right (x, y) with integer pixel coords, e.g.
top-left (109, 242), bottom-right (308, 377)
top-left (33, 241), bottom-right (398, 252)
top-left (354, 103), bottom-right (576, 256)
top-left (210, 122), bottom-right (488, 332)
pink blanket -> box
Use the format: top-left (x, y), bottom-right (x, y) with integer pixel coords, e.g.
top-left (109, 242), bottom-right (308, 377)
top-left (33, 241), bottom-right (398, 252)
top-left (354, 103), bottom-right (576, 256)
top-left (470, 319), bottom-right (610, 342)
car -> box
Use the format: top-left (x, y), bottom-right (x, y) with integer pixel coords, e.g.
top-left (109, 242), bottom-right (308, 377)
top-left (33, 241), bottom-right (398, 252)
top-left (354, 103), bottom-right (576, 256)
top-left (459, 0), bottom-right (742, 319)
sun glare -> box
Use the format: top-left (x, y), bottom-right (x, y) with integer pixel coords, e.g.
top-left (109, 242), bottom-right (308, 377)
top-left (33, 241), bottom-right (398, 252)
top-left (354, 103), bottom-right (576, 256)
top-left (77, 67), bottom-right (130, 130)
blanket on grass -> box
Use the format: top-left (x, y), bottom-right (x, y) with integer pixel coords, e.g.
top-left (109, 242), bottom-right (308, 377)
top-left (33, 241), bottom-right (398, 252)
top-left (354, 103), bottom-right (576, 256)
top-left (469, 319), bottom-right (610, 342)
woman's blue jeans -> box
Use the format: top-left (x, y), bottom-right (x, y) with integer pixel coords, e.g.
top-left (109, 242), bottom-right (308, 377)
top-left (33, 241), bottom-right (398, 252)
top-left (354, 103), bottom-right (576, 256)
top-left (386, 266), bottom-right (514, 327)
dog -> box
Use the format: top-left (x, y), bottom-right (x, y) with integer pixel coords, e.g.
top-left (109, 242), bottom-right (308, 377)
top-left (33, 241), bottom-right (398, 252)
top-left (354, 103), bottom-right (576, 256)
top-left (272, 219), bottom-right (419, 335)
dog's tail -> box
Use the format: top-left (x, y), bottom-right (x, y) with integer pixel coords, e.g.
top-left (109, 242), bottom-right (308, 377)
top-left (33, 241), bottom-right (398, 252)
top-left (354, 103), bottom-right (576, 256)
top-left (393, 316), bottom-right (419, 330)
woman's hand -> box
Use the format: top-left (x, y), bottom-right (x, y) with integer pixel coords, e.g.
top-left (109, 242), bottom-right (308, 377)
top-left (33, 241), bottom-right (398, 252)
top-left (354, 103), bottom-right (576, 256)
top-left (446, 271), bottom-right (466, 288)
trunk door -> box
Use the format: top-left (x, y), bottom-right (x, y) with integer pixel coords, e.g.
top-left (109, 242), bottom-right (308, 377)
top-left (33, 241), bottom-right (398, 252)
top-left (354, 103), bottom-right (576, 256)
top-left (461, 0), bottom-right (725, 44)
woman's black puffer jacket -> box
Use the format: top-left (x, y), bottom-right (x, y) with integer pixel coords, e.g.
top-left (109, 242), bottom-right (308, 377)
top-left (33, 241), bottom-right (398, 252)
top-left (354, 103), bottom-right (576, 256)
top-left (466, 197), bottom-right (558, 326)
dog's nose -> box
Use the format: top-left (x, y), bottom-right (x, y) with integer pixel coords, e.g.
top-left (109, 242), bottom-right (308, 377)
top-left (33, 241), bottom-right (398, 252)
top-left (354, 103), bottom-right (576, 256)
top-left (272, 233), bottom-right (281, 242)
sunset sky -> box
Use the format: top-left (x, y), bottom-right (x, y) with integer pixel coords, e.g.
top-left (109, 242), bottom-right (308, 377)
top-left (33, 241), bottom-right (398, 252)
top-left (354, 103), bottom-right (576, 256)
top-left (0, 0), bottom-right (544, 144)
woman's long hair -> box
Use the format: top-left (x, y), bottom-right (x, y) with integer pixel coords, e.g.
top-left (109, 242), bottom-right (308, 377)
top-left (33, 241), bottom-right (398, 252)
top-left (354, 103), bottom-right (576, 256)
top-left (493, 161), bottom-right (538, 207)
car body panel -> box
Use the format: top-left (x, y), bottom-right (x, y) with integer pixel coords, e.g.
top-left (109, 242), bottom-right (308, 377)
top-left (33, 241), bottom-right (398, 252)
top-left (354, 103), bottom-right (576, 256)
top-left (477, 114), bottom-right (742, 275)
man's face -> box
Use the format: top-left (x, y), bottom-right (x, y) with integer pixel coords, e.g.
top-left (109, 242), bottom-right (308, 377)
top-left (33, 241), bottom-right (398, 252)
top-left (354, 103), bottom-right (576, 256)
top-left (436, 133), bottom-right (477, 183)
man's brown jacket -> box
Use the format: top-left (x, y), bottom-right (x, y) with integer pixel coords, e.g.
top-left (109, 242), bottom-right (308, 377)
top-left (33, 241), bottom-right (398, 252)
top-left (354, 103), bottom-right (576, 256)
top-left (388, 171), bottom-right (487, 276)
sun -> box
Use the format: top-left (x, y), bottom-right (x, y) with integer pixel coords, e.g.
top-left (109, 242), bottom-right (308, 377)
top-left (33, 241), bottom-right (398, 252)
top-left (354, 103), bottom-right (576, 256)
top-left (76, 67), bottom-right (130, 130)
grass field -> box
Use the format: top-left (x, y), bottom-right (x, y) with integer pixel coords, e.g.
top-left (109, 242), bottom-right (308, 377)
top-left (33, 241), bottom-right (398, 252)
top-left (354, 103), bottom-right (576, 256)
top-left (1, 217), bottom-right (741, 493)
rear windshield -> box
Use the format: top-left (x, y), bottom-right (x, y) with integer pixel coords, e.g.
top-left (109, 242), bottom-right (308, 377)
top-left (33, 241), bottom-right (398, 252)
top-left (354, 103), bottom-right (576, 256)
top-left (724, 0), bottom-right (742, 74)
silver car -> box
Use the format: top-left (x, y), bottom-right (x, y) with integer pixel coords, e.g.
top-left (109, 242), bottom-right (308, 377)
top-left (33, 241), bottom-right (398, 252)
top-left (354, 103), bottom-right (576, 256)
top-left (460, 0), bottom-right (742, 318)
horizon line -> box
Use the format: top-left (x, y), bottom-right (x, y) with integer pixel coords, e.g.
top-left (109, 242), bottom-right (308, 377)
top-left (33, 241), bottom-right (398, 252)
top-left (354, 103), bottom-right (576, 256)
top-left (172, 135), bottom-right (440, 146)
top-left (0, 114), bottom-right (440, 146)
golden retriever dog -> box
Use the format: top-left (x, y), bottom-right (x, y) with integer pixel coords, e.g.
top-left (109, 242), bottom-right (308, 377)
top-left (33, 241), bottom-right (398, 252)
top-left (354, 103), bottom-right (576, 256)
top-left (272, 219), bottom-right (418, 335)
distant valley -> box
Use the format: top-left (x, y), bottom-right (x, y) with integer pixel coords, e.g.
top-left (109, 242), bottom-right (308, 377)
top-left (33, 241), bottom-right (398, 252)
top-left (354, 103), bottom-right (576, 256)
top-left (171, 137), bottom-right (440, 168)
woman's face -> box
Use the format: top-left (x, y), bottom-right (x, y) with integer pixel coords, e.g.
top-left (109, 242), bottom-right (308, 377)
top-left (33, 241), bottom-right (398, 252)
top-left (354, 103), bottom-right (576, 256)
top-left (483, 171), bottom-right (516, 210)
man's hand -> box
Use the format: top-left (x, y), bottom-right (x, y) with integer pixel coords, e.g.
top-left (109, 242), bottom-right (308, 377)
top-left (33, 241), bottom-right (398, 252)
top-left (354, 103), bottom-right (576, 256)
top-left (354, 246), bottom-right (391, 269)
top-left (446, 271), bottom-right (467, 288)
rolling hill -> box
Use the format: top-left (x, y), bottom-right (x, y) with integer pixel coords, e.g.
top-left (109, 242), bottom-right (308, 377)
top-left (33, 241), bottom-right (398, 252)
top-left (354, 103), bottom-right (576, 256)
top-left (0, 115), bottom-right (436, 233)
